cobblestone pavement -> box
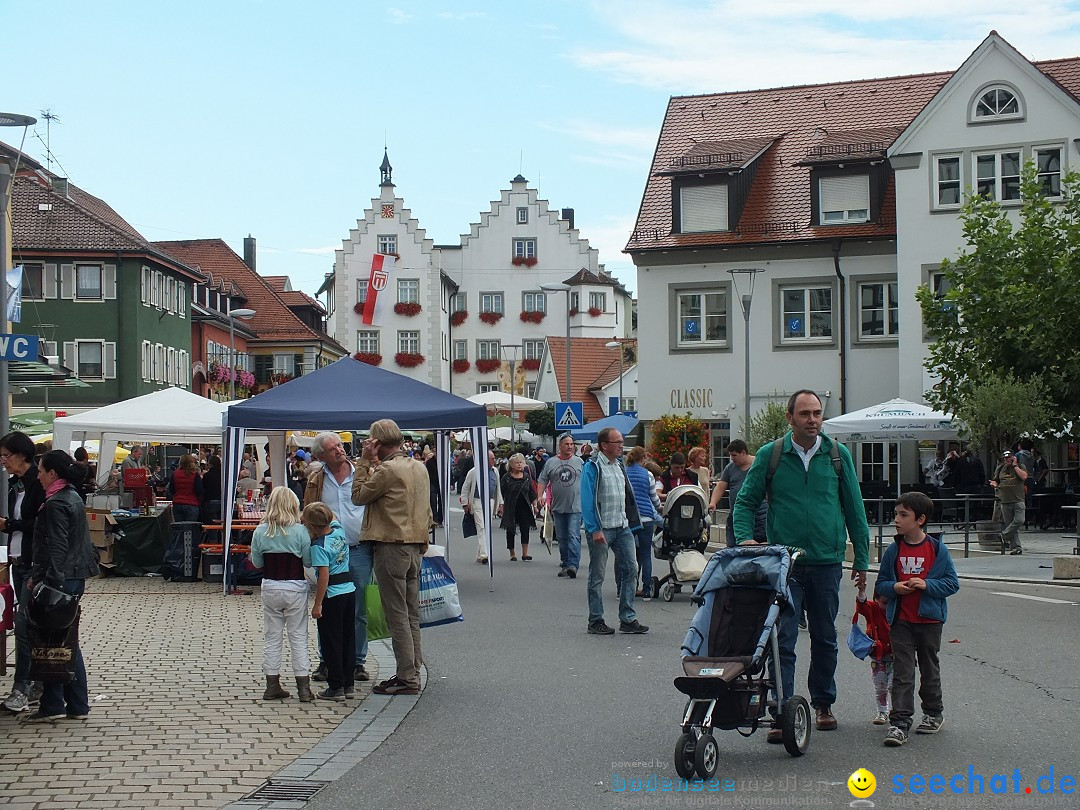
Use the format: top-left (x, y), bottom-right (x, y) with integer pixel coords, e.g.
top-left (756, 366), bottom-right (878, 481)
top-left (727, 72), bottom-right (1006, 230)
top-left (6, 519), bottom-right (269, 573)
top-left (0, 576), bottom-right (409, 809)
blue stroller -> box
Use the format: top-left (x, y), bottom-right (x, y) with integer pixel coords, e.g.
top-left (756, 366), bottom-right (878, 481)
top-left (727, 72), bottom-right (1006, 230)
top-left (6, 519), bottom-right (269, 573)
top-left (673, 545), bottom-right (810, 778)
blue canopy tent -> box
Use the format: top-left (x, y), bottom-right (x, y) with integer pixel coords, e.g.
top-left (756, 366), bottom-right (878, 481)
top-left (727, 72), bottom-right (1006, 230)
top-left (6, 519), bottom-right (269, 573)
top-left (220, 358), bottom-right (493, 589)
top-left (572, 413), bottom-right (639, 442)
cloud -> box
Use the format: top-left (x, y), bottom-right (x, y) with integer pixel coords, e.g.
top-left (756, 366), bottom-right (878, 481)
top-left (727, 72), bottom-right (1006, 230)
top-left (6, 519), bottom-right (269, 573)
top-left (437, 11), bottom-right (486, 21)
top-left (386, 8), bottom-right (413, 24)
top-left (579, 214), bottom-right (639, 292)
top-left (541, 120), bottom-right (656, 153)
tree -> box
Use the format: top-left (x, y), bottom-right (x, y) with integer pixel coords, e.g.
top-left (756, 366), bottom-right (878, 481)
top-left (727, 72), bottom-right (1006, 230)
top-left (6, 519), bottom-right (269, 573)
top-left (953, 373), bottom-right (1053, 457)
top-left (525, 404), bottom-right (555, 439)
top-left (743, 401), bottom-right (789, 454)
top-left (916, 164), bottom-right (1080, 433)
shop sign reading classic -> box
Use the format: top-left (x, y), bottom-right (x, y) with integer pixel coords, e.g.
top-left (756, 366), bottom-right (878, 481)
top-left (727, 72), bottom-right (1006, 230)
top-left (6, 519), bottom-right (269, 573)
top-left (670, 388), bottom-right (714, 410)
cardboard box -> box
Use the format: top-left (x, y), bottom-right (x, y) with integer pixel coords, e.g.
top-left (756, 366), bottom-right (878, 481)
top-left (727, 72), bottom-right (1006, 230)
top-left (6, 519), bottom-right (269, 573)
top-left (94, 543), bottom-right (115, 565)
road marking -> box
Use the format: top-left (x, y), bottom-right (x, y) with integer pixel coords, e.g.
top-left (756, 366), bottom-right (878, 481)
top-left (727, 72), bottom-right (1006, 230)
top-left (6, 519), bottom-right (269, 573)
top-left (991, 591), bottom-right (1078, 605)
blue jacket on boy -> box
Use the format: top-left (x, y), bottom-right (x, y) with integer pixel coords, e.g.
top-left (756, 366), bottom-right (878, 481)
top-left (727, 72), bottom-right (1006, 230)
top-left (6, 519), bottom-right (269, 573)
top-left (874, 533), bottom-right (959, 624)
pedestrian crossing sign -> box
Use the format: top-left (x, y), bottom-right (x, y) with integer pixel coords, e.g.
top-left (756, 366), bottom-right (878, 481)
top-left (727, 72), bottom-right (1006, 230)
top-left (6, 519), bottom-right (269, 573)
top-left (555, 401), bottom-right (584, 431)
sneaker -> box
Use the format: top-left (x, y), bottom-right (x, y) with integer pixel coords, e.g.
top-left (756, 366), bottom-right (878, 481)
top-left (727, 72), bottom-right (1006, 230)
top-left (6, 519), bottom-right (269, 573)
top-left (1009, 547), bottom-right (1023, 555)
top-left (567, 569), bottom-right (577, 579)
top-left (27, 684), bottom-right (42, 705)
top-left (873, 711), bottom-right (889, 725)
top-left (883, 726), bottom-right (908, 747)
top-left (3, 689), bottom-right (30, 714)
top-left (619, 620), bottom-right (649, 634)
top-left (343, 687), bottom-right (356, 698)
top-left (476, 557), bottom-right (488, 564)
top-left (587, 620), bottom-right (615, 635)
top-left (353, 664), bottom-right (370, 682)
top-left (915, 715), bottom-right (944, 734)
top-left (317, 687), bottom-right (345, 702)
top-left (24, 711), bottom-right (65, 723)
top-left (311, 662), bottom-right (329, 682)
top-left (66, 713), bottom-right (89, 720)
top-left (371, 677), bottom-right (419, 696)
top-left (557, 568), bottom-right (568, 577)
top-left (642, 594), bottom-right (652, 602)
top-left (798, 615), bottom-right (808, 630)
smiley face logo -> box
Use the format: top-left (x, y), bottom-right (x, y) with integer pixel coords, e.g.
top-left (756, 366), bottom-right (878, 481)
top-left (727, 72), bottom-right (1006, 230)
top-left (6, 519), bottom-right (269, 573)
top-left (848, 768), bottom-right (876, 798)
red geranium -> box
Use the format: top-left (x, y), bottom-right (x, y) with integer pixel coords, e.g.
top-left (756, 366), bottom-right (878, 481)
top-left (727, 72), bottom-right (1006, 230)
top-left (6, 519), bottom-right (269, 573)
top-left (588, 306), bottom-right (602, 317)
top-left (450, 310), bottom-right (468, 327)
top-left (521, 358), bottom-right (541, 371)
top-left (394, 352), bottom-right (425, 368)
top-left (354, 352), bottom-right (382, 366)
top-left (479, 311), bottom-right (504, 326)
top-left (519, 310), bottom-right (546, 324)
top-left (394, 301), bottom-right (422, 317)
top-left (452, 359), bottom-right (470, 373)
top-left (475, 358), bottom-right (501, 374)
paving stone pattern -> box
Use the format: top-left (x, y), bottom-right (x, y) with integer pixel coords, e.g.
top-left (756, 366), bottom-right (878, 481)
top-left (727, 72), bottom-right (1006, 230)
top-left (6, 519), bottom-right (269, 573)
top-left (0, 577), bottom-right (392, 809)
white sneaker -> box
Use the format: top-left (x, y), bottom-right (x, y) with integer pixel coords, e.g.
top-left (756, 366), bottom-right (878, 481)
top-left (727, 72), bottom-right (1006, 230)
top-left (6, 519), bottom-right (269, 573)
top-left (873, 711), bottom-right (888, 725)
top-left (3, 689), bottom-right (30, 713)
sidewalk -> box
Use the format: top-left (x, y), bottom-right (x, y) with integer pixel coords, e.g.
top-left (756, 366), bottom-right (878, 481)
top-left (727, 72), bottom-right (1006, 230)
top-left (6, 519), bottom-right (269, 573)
top-left (0, 577), bottom-right (419, 810)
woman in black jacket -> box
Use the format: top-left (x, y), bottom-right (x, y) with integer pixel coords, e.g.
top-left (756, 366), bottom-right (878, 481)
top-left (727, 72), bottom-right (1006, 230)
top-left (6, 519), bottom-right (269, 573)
top-left (27, 450), bottom-right (99, 722)
top-left (0, 431), bottom-right (46, 713)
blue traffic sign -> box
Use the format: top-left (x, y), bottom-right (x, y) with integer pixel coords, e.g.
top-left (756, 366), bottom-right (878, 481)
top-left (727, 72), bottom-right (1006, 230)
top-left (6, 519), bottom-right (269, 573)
top-left (0, 334), bottom-right (38, 361)
top-left (555, 401), bottom-right (584, 431)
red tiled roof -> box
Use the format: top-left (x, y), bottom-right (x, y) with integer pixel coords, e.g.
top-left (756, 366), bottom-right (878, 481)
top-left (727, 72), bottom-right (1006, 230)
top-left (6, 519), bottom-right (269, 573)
top-left (629, 56), bottom-right (1080, 252)
top-left (546, 337), bottom-right (628, 422)
top-left (262, 276), bottom-right (289, 290)
top-left (153, 239), bottom-right (343, 351)
top-left (562, 267), bottom-right (631, 297)
top-left (280, 289), bottom-right (325, 313)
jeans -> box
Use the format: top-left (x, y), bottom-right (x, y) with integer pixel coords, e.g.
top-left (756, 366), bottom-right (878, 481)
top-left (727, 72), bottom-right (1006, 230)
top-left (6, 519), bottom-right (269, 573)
top-left (39, 579), bottom-right (90, 718)
top-left (373, 543), bottom-right (424, 687)
top-left (349, 543), bottom-right (374, 666)
top-left (317, 591), bottom-right (356, 691)
top-left (172, 504), bottom-right (200, 523)
top-left (634, 520), bottom-right (655, 592)
top-left (586, 526), bottom-right (637, 625)
top-left (775, 563), bottom-right (842, 711)
top-left (552, 511), bottom-right (582, 570)
top-left (1000, 501), bottom-right (1024, 549)
top-left (889, 620), bottom-right (943, 731)
top-left (261, 586), bottom-right (310, 676)
top-left (11, 563), bottom-right (31, 692)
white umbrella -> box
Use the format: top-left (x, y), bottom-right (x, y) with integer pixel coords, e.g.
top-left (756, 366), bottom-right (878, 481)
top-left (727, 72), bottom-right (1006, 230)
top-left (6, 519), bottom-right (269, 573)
top-left (824, 398), bottom-right (961, 441)
top-left (466, 391), bottom-right (547, 411)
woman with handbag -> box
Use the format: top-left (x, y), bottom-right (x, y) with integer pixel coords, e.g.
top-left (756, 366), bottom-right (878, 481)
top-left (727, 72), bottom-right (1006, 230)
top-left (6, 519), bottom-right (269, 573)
top-left (26, 450), bottom-right (99, 723)
top-left (498, 453), bottom-right (538, 561)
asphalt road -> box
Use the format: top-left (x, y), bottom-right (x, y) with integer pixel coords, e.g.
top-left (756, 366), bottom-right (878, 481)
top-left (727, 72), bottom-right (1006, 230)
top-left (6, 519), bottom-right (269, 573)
top-left (310, 512), bottom-right (1080, 810)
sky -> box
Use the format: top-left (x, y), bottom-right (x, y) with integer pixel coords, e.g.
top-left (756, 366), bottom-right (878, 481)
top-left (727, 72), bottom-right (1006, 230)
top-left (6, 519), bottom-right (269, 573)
top-left (5, 0), bottom-right (1080, 298)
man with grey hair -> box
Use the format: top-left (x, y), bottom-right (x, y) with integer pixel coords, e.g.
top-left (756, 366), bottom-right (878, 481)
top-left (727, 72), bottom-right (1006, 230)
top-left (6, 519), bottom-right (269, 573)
top-left (118, 444), bottom-right (146, 495)
top-left (353, 418), bottom-right (432, 695)
top-left (537, 433), bottom-right (583, 577)
top-left (304, 432), bottom-right (372, 684)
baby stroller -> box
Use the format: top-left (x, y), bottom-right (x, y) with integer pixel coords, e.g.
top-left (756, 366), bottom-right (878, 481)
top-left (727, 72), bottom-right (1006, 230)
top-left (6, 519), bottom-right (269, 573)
top-left (651, 484), bottom-right (710, 602)
top-left (672, 545), bottom-right (810, 778)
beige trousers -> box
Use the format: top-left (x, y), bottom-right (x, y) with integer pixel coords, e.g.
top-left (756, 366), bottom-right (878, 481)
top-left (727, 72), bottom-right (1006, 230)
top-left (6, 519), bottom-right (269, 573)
top-left (373, 543), bottom-right (424, 687)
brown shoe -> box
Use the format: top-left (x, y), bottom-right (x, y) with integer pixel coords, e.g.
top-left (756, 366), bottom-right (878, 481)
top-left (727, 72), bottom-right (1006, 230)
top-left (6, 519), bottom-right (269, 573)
top-left (815, 706), bottom-right (837, 731)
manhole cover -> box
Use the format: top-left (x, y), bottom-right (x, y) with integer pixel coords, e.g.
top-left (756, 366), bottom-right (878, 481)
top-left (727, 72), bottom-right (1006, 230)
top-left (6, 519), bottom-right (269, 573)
top-left (245, 779), bottom-right (329, 802)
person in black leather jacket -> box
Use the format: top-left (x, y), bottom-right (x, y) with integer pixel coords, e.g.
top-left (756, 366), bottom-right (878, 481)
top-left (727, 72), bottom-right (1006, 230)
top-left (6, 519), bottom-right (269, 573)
top-left (0, 431), bottom-right (46, 714)
top-left (26, 450), bottom-right (99, 722)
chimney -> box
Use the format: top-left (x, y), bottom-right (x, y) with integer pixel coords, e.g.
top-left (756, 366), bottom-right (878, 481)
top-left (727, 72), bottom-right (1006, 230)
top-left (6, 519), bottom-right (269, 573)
top-left (243, 234), bottom-right (256, 271)
top-left (561, 208), bottom-right (575, 230)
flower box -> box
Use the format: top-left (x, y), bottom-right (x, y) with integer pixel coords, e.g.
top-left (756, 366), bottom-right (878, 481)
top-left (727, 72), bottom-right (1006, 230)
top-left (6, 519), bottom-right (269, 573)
top-left (450, 310), bottom-right (468, 327)
top-left (394, 301), bottom-right (422, 316)
top-left (479, 311), bottom-right (504, 326)
top-left (512, 256), bottom-right (538, 268)
top-left (394, 352), bottom-right (425, 368)
top-left (519, 310), bottom-right (546, 324)
top-left (475, 358), bottom-right (501, 374)
top-left (569, 307), bottom-right (579, 316)
top-left (588, 306), bottom-right (603, 317)
top-left (353, 302), bottom-right (365, 315)
top-left (354, 352), bottom-right (382, 366)
top-left (521, 358), bottom-right (541, 371)
top-left (452, 359), bottom-right (471, 374)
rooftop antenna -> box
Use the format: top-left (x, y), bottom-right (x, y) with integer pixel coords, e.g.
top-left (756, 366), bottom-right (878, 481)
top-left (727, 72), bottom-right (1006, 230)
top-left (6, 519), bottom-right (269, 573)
top-left (40, 109), bottom-right (59, 172)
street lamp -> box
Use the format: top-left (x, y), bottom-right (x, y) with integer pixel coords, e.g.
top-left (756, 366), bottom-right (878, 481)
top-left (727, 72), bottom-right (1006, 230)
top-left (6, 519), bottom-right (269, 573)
top-left (227, 308), bottom-right (255, 399)
top-left (605, 340), bottom-right (624, 415)
top-left (0, 112), bottom-right (37, 518)
top-left (540, 282), bottom-right (571, 401)
top-left (727, 268), bottom-right (764, 436)
top-left (500, 343), bottom-right (523, 448)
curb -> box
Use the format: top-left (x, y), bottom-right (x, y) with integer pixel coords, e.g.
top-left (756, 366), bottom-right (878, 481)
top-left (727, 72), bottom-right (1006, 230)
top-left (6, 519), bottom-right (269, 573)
top-left (224, 639), bottom-right (426, 809)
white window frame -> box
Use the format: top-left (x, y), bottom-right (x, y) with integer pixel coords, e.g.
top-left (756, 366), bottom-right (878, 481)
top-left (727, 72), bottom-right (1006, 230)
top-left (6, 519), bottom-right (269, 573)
top-left (516, 207), bottom-right (528, 225)
top-left (780, 285), bottom-right (833, 344)
top-left (397, 279), bottom-right (419, 304)
top-left (512, 238), bottom-right (536, 259)
top-left (588, 291), bottom-right (606, 312)
top-left (1034, 145), bottom-right (1063, 199)
top-left (525, 382), bottom-right (537, 398)
top-left (141, 341), bottom-right (151, 382)
top-left (75, 264), bottom-right (103, 300)
top-left (933, 154), bottom-right (962, 209)
top-left (450, 292), bottom-right (466, 312)
top-left (857, 281), bottom-right (899, 341)
top-left (272, 353), bottom-right (293, 375)
top-left (480, 292), bottom-right (504, 314)
top-left (76, 340), bottom-right (105, 379)
top-left (819, 175), bottom-right (869, 224)
top-left (357, 330), bottom-right (379, 354)
top-left (974, 149), bottom-right (1022, 203)
top-left (860, 442), bottom-right (899, 486)
top-left (152, 272), bottom-right (162, 308)
top-left (453, 339), bottom-right (468, 361)
top-left (523, 339), bottom-right (544, 360)
top-left (677, 290), bottom-right (728, 347)
top-left (357, 278), bottom-right (368, 304)
top-left (679, 184), bottom-right (728, 233)
top-left (178, 350), bottom-right (189, 388)
top-left (397, 330), bottom-right (420, 354)
top-left (970, 84), bottom-right (1023, 123)
top-left (141, 267), bottom-right (152, 305)
top-left (477, 383), bottom-right (500, 394)
top-left (522, 292), bottom-right (545, 313)
top-left (378, 234), bottom-right (398, 255)
top-left (477, 340), bottom-right (500, 360)
top-left (20, 263), bottom-right (43, 301)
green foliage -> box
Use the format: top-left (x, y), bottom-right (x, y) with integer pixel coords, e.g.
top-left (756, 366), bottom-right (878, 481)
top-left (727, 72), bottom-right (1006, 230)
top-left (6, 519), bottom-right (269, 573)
top-left (525, 404), bottom-right (555, 438)
top-left (917, 164), bottom-right (1080, 434)
top-left (647, 413), bottom-right (709, 465)
top-left (953, 372), bottom-right (1054, 456)
top-left (743, 401), bottom-right (790, 454)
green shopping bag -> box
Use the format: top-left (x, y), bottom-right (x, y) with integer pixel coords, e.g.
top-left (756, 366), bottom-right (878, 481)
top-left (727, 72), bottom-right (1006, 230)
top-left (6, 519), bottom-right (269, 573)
top-left (366, 583), bottom-right (390, 641)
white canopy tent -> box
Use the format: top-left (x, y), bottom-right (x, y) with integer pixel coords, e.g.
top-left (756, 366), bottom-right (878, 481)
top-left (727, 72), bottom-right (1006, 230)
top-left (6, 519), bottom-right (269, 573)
top-left (466, 391), bottom-right (547, 411)
top-left (823, 398), bottom-right (961, 441)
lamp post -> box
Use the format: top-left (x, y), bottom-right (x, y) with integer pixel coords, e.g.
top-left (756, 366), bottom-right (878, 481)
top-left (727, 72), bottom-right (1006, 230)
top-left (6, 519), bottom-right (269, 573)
top-left (605, 340), bottom-right (624, 415)
top-left (0, 113), bottom-right (37, 518)
top-left (540, 282), bottom-right (571, 401)
top-left (501, 343), bottom-right (522, 449)
top-left (227, 308), bottom-right (255, 399)
top-left (727, 269), bottom-right (764, 436)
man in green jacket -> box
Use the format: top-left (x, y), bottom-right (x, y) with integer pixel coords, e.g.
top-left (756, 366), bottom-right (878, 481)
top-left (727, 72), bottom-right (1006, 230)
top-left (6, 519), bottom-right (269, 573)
top-left (733, 390), bottom-right (869, 740)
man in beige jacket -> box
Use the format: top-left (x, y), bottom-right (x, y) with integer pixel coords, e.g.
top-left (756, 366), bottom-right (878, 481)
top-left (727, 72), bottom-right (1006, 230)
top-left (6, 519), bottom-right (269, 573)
top-left (352, 419), bottom-right (431, 696)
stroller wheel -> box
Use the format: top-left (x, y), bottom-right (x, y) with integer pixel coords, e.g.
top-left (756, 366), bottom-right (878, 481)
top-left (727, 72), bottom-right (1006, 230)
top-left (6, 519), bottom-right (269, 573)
top-left (661, 582), bottom-right (676, 602)
top-left (781, 696), bottom-right (811, 756)
top-left (694, 733), bottom-right (719, 779)
top-left (673, 732), bottom-right (696, 779)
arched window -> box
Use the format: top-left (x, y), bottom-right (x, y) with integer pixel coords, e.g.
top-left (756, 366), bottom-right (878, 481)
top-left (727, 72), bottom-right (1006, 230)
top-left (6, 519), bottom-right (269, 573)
top-left (970, 84), bottom-right (1023, 122)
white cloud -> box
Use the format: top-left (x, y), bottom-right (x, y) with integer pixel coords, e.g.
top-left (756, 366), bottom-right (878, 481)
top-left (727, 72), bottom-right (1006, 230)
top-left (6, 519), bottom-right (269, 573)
top-left (579, 214), bottom-right (639, 293)
top-left (541, 120), bottom-right (656, 153)
top-left (437, 11), bottom-right (487, 21)
top-left (386, 8), bottom-right (413, 24)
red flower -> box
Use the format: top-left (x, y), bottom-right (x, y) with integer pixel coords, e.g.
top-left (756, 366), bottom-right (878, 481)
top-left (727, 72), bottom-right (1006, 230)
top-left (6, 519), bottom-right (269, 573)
top-left (521, 358), bottom-right (541, 371)
top-left (450, 310), bottom-right (468, 327)
top-left (394, 352), bottom-right (425, 368)
top-left (479, 311), bottom-right (504, 326)
top-left (588, 306), bottom-right (602, 317)
top-left (353, 302), bottom-right (364, 315)
top-left (394, 301), bottom-right (422, 317)
top-left (452, 359), bottom-right (471, 374)
top-left (519, 310), bottom-right (546, 324)
top-left (353, 352), bottom-right (382, 366)
top-left (476, 358), bottom-right (501, 374)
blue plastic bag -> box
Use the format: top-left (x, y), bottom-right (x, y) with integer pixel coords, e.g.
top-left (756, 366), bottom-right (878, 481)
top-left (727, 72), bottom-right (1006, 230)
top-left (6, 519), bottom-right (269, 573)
top-left (419, 553), bottom-right (464, 628)
top-left (847, 614), bottom-right (875, 660)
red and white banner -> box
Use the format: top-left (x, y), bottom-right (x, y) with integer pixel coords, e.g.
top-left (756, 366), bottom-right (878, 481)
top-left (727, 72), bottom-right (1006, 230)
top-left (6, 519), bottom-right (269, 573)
top-left (361, 253), bottom-right (397, 325)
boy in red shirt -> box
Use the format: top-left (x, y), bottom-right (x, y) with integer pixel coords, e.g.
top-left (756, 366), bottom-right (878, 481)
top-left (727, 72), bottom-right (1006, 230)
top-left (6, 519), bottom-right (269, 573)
top-left (874, 491), bottom-right (959, 747)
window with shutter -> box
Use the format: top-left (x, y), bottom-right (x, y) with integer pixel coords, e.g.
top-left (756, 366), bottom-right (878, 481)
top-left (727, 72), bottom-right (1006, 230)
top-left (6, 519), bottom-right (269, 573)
top-left (179, 350), bottom-right (189, 387)
top-left (819, 176), bottom-right (869, 223)
top-left (142, 267), bottom-right (151, 305)
top-left (255, 354), bottom-right (273, 385)
top-left (679, 184), bottom-right (728, 233)
top-left (43, 264), bottom-right (58, 299)
top-left (104, 342), bottom-right (117, 379)
top-left (60, 265), bottom-right (75, 299)
top-left (103, 265), bottom-right (117, 300)
top-left (141, 341), bottom-right (151, 381)
top-left (178, 282), bottom-right (186, 318)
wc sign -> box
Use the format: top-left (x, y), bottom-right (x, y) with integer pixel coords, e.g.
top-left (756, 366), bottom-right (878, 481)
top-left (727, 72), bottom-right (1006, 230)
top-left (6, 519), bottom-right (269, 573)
top-left (0, 334), bottom-right (39, 361)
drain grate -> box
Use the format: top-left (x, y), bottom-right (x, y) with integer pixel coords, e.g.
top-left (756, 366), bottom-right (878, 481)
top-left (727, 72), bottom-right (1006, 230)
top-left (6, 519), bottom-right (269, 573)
top-left (244, 779), bottom-right (329, 802)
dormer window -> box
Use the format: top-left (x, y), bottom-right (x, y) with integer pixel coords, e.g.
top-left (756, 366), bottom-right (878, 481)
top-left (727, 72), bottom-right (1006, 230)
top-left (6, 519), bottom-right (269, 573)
top-left (819, 175), bottom-right (869, 224)
top-left (678, 183), bottom-right (728, 233)
top-left (970, 84), bottom-right (1024, 123)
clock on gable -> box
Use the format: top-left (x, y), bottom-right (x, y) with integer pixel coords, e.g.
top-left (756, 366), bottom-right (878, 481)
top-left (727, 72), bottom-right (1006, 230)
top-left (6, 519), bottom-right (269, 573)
top-left (381, 204), bottom-right (395, 219)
